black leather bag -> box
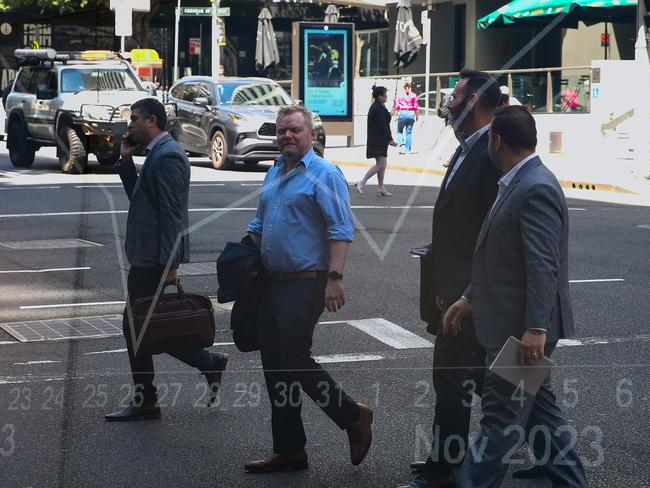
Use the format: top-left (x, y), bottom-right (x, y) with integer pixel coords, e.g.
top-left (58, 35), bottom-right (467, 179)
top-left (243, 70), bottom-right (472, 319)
top-left (134, 283), bottom-right (215, 356)
top-left (419, 248), bottom-right (442, 335)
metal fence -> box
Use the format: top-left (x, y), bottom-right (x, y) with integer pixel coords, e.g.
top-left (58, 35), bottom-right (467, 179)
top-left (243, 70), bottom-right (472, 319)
top-left (360, 66), bottom-right (593, 114)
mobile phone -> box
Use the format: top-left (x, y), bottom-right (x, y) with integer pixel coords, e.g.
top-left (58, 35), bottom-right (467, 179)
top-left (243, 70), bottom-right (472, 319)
top-left (124, 132), bottom-right (137, 147)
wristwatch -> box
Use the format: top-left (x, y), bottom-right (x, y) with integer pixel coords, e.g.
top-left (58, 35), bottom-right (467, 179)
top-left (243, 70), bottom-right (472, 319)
top-left (328, 271), bottom-right (343, 281)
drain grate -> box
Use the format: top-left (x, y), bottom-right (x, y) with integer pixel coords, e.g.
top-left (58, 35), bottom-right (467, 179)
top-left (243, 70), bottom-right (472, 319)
top-left (0, 315), bottom-right (123, 342)
top-left (0, 238), bottom-right (103, 250)
top-left (179, 262), bottom-right (217, 276)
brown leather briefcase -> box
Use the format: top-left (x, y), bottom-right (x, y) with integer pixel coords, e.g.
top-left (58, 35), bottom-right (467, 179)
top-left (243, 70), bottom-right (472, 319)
top-left (133, 283), bottom-right (215, 356)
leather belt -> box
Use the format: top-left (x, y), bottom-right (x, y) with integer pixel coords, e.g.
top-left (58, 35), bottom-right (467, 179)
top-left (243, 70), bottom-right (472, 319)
top-left (270, 271), bottom-right (326, 282)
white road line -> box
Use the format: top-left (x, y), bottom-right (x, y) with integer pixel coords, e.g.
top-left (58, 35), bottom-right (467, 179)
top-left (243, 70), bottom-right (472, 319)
top-left (347, 318), bottom-right (434, 350)
top-left (20, 301), bottom-right (125, 310)
top-left (636, 225), bottom-right (650, 229)
top-left (319, 320), bottom-right (347, 325)
top-left (74, 185), bottom-right (123, 188)
top-left (83, 341), bottom-right (235, 356)
top-left (0, 186), bottom-right (61, 190)
top-left (14, 360), bottom-right (61, 365)
top-left (0, 267), bottom-right (91, 274)
top-left (568, 208), bottom-right (587, 211)
top-left (191, 183), bottom-right (226, 187)
top-left (314, 353), bottom-right (384, 364)
top-left (569, 279), bottom-right (625, 283)
top-left (241, 183), bottom-right (262, 186)
top-left (0, 205), bottom-right (437, 219)
top-left (0, 341), bottom-right (17, 345)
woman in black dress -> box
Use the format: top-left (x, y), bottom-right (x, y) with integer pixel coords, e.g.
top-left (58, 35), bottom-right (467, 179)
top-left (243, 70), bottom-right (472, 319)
top-left (355, 85), bottom-right (395, 197)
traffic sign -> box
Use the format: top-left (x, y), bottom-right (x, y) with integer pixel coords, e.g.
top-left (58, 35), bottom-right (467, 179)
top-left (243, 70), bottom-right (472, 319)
top-left (180, 7), bottom-right (230, 17)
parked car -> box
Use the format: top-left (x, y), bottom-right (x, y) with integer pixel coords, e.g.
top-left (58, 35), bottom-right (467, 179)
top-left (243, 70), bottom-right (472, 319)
top-left (166, 76), bottom-right (326, 169)
top-left (4, 49), bottom-right (153, 173)
top-left (416, 88), bottom-right (453, 117)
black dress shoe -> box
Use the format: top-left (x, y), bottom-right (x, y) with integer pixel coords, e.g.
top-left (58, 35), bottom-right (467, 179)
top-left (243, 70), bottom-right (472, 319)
top-left (203, 352), bottom-right (229, 406)
top-left (512, 465), bottom-right (564, 484)
top-left (104, 404), bottom-right (161, 422)
top-left (245, 451), bottom-right (309, 473)
top-left (410, 461), bottom-right (428, 471)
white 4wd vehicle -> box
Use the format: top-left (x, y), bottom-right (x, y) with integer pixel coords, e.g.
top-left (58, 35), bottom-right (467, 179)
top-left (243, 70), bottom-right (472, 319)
top-left (5, 49), bottom-right (153, 173)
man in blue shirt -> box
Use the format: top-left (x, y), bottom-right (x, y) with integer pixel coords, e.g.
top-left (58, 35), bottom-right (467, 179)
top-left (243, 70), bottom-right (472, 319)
top-left (245, 106), bottom-right (373, 473)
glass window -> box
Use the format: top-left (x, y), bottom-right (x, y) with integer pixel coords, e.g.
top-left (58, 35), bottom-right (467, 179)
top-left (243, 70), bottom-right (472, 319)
top-left (216, 82), bottom-right (292, 106)
top-left (14, 67), bottom-right (32, 93)
top-left (60, 67), bottom-right (142, 93)
top-left (170, 83), bottom-right (185, 99)
top-left (27, 69), bottom-right (51, 94)
top-left (181, 83), bottom-right (199, 102)
top-left (357, 30), bottom-right (389, 77)
top-left (197, 83), bottom-right (212, 101)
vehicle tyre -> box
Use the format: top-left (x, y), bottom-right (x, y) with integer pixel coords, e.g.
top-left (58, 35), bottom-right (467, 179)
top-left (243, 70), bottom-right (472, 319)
top-left (58, 127), bottom-right (88, 174)
top-left (210, 130), bottom-right (232, 170)
top-left (7, 119), bottom-right (36, 168)
top-left (96, 153), bottom-right (120, 165)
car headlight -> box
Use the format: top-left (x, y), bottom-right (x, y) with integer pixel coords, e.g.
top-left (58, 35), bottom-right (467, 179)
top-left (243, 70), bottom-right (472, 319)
top-left (118, 106), bottom-right (131, 122)
top-left (82, 105), bottom-right (113, 121)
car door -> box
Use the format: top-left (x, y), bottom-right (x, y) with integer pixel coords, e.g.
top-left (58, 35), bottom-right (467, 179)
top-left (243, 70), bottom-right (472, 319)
top-left (30, 69), bottom-right (59, 140)
top-left (174, 82), bottom-right (204, 151)
top-left (9, 68), bottom-right (35, 133)
top-left (193, 82), bottom-right (214, 154)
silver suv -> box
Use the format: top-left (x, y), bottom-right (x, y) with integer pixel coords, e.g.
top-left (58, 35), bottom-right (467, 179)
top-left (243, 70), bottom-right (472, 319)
top-left (5, 49), bottom-right (153, 173)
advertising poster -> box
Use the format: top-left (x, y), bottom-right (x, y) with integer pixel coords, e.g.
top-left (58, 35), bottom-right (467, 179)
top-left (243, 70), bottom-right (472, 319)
top-left (300, 24), bottom-right (352, 121)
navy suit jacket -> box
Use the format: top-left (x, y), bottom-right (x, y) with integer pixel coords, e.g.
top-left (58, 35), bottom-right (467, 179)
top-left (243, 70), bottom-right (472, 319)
top-left (115, 133), bottom-right (191, 269)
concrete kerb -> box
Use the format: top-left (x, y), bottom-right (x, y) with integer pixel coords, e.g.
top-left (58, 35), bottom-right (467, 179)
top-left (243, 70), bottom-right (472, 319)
top-left (333, 159), bottom-right (639, 196)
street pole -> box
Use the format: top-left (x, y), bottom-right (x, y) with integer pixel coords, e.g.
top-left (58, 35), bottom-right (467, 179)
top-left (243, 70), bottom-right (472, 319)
top-left (212, 0), bottom-right (220, 79)
top-left (120, 36), bottom-right (125, 53)
top-left (422, 9), bottom-right (431, 113)
top-left (173, 0), bottom-right (181, 83)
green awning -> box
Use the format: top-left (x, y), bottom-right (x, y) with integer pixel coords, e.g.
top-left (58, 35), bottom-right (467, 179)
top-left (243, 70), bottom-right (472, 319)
top-left (477, 0), bottom-right (638, 30)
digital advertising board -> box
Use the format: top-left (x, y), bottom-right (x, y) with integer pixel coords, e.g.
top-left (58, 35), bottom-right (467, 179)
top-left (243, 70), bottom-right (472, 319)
top-left (297, 22), bottom-right (354, 122)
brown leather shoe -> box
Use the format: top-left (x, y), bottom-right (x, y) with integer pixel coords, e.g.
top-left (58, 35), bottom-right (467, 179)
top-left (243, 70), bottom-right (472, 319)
top-left (244, 451), bottom-right (309, 473)
top-left (347, 403), bottom-right (374, 466)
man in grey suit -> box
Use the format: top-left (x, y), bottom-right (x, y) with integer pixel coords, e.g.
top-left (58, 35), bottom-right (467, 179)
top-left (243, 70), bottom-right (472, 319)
top-left (443, 106), bottom-right (588, 488)
top-left (105, 98), bottom-right (228, 421)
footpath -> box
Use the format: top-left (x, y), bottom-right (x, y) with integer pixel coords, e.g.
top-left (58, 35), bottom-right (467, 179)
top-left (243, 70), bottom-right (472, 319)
top-left (326, 132), bottom-right (650, 207)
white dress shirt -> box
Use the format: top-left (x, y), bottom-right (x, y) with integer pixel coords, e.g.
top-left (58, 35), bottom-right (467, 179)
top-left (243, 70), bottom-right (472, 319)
top-left (444, 124), bottom-right (490, 189)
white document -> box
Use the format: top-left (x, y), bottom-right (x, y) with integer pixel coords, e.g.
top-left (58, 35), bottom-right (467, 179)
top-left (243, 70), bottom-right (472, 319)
top-left (489, 336), bottom-right (555, 395)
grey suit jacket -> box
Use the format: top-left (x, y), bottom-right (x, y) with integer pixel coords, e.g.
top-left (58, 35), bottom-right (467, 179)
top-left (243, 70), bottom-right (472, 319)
top-left (466, 157), bottom-right (574, 349)
top-left (115, 133), bottom-right (191, 269)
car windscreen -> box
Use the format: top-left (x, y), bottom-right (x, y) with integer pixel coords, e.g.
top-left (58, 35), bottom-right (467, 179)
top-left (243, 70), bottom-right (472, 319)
top-left (61, 68), bottom-right (142, 93)
top-left (216, 82), bottom-right (292, 106)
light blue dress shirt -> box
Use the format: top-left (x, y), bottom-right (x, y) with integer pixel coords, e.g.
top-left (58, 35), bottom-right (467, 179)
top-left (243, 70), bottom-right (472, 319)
top-left (247, 148), bottom-right (354, 272)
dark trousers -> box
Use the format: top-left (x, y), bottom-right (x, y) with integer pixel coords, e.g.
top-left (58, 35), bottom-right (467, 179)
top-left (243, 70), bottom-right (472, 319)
top-left (122, 266), bottom-right (214, 405)
top-left (428, 315), bottom-right (486, 475)
top-left (258, 276), bottom-right (360, 454)
top-left (457, 343), bottom-right (588, 488)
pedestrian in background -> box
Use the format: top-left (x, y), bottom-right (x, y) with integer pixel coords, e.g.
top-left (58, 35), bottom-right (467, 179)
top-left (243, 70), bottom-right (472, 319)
top-left (245, 105), bottom-right (373, 473)
top-left (105, 98), bottom-right (228, 421)
top-left (443, 106), bottom-right (588, 488)
top-left (356, 85), bottom-right (396, 197)
top-left (394, 81), bottom-right (419, 154)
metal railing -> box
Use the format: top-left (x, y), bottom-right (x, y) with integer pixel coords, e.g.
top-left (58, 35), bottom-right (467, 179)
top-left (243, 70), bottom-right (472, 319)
top-left (361, 66), bottom-right (593, 114)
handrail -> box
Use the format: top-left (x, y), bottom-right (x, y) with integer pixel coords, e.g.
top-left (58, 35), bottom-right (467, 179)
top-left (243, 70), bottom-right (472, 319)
top-left (359, 66), bottom-right (591, 79)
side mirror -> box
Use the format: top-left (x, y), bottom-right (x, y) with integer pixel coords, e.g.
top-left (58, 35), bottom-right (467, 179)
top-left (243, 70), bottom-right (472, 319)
top-left (194, 96), bottom-right (211, 106)
top-left (36, 84), bottom-right (56, 100)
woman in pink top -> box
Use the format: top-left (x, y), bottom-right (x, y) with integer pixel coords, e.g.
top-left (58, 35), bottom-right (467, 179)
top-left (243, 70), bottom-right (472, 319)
top-left (393, 81), bottom-right (419, 154)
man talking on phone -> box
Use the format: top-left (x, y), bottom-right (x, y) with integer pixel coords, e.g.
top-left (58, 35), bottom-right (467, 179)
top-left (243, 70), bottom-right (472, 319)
top-left (105, 98), bottom-right (228, 421)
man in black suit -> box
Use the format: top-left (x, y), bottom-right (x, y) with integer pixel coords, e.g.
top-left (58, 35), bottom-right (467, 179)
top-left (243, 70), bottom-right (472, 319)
top-left (400, 69), bottom-right (502, 488)
top-left (104, 98), bottom-right (228, 421)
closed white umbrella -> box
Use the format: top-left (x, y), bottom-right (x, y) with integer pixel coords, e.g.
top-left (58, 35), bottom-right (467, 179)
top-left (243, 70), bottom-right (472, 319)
top-left (394, 0), bottom-right (423, 70)
top-left (324, 4), bottom-right (340, 23)
top-left (255, 7), bottom-right (280, 73)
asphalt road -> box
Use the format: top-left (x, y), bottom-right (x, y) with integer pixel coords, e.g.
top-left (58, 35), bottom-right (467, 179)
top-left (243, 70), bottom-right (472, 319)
top-left (1, 146), bottom-right (649, 488)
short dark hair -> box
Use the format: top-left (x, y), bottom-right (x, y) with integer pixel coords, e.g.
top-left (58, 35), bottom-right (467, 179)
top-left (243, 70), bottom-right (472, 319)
top-left (372, 85), bottom-right (387, 100)
top-left (491, 105), bottom-right (537, 151)
top-left (131, 98), bottom-right (167, 130)
top-left (459, 68), bottom-right (501, 112)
